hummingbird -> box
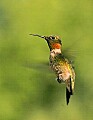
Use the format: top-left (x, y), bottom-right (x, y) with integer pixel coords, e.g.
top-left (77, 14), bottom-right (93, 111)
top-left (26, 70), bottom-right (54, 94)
top-left (29, 34), bottom-right (75, 105)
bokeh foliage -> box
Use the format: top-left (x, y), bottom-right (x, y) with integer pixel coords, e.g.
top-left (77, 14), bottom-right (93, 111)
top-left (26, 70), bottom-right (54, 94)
top-left (0, 0), bottom-right (93, 120)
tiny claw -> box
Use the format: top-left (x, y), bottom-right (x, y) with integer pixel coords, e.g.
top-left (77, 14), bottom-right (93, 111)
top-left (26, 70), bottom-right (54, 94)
top-left (29, 33), bottom-right (45, 38)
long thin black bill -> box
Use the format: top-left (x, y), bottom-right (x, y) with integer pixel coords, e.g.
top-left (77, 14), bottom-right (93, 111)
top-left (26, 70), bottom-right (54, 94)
top-left (29, 34), bottom-right (45, 38)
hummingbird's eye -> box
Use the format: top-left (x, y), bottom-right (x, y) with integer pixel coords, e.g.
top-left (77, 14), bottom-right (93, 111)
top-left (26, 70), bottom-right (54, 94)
top-left (51, 36), bottom-right (55, 39)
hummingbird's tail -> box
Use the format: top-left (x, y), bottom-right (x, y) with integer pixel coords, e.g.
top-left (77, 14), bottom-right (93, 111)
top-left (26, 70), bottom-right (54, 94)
top-left (66, 78), bottom-right (73, 105)
top-left (66, 87), bottom-right (73, 105)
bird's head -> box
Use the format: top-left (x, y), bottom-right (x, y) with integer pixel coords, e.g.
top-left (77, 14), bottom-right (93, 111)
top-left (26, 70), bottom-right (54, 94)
top-left (29, 34), bottom-right (62, 51)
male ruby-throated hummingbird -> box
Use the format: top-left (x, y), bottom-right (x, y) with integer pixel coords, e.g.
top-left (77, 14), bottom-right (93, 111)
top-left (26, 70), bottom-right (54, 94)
top-left (29, 34), bottom-right (75, 105)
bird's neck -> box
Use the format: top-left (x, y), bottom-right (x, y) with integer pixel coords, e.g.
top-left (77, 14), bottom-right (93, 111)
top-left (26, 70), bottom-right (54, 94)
top-left (50, 49), bottom-right (61, 57)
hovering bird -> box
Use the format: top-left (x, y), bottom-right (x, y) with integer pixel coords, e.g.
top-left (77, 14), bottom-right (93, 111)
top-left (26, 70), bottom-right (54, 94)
top-left (29, 34), bottom-right (75, 105)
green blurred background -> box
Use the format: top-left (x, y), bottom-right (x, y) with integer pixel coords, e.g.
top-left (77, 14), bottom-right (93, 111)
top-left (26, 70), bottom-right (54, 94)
top-left (0, 0), bottom-right (93, 120)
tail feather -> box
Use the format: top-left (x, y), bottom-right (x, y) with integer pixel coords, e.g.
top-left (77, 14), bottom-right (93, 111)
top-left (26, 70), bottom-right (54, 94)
top-left (66, 88), bottom-right (73, 105)
top-left (66, 78), bottom-right (73, 105)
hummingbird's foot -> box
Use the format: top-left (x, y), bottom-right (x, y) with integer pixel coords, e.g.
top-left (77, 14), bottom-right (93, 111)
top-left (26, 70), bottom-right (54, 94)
top-left (56, 77), bottom-right (65, 84)
top-left (57, 78), bottom-right (62, 83)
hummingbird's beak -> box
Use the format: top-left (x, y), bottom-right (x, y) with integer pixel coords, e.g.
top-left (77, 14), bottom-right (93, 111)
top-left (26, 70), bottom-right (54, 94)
top-left (29, 34), bottom-right (45, 39)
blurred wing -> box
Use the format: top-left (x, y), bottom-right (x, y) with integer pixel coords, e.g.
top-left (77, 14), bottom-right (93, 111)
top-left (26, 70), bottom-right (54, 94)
top-left (23, 61), bottom-right (49, 71)
top-left (62, 43), bottom-right (80, 63)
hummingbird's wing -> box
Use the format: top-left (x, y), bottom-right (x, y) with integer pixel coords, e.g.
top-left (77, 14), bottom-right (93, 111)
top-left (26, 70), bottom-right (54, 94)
top-left (62, 39), bottom-right (80, 63)
top-left (62, 47), bottom-right (77, 61)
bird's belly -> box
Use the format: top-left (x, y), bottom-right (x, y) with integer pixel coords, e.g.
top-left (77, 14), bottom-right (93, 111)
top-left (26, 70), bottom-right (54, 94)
top-left (58, 71), bottom-right (70, 81)
top-left (51, 64), bottom-right (71, 82)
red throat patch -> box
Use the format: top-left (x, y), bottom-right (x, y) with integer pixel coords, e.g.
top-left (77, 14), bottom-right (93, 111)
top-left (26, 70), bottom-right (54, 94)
top-left (52, 43), bottom-right (61, 49)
